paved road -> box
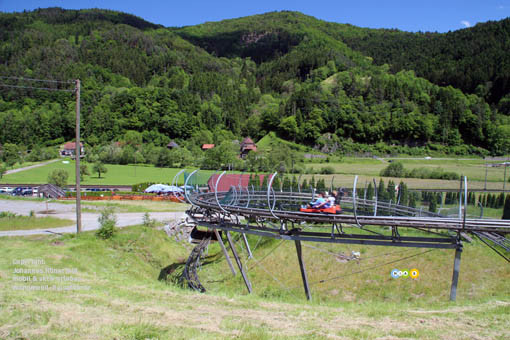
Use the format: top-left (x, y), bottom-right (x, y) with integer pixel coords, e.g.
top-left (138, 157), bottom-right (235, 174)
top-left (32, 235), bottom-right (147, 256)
top-left (0, 199), bottom-right (185, 237)
top-left (4, 159), bottom-right (60, 175)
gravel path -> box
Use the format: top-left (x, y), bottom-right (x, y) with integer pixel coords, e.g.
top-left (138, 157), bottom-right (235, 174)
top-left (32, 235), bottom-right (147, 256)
top-left (4, 159), bottom-right (59, 175)
top-left (0, 199), bottom-right (185, 237)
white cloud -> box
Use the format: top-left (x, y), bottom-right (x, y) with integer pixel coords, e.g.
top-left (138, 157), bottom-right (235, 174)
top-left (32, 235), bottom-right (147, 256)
top-left (461, 20), bottom-right (471, 28)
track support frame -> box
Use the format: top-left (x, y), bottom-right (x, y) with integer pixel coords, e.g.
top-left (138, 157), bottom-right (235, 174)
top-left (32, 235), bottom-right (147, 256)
top-left (449, 243), bottom-right (463, 301)
top-left (214, 229), bottom-right (236, 276)
top-left (295, 239), bottom-right (312, 301)
top-left (226, 231), bottom-right (252, 293)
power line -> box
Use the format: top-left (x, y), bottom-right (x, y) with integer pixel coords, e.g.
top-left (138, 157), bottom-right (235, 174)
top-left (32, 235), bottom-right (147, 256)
top-left (308, 249), bottom-right (435, 286)
top-left (302, 242), bottom-right (413, 262)
top-left (0, 75), bottom-right (74, 84)
top-left (248, 240), bottom-right (285, 271)
top-left (0, 83), bottom-right (75, 92)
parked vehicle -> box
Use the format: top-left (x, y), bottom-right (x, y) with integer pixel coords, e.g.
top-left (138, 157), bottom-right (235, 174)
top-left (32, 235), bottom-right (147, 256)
top-left (0, 187), bottom-right (14, 194)
top-left (11, 187), bottom-right (34, 196)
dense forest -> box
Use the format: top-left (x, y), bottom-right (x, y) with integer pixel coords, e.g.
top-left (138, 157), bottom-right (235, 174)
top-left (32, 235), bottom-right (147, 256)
top-left (1, 8), bottom-right (510, 160)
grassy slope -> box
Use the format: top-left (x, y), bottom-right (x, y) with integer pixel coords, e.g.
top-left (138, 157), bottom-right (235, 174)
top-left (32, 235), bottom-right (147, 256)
top-left (0, 225), bottom-right (508, 339)
top-left (0, 216), bottom-right (74, 231)
top-left (257, 132), bottom-right (314, 153)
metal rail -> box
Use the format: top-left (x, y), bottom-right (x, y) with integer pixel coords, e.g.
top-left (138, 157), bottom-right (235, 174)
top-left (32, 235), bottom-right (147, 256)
top-left (189, 191), bottom-right (510, 234)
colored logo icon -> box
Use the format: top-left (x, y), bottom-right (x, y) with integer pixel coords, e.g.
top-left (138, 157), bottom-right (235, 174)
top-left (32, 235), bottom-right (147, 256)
top-left (391, 268), bottom-right (419, 279)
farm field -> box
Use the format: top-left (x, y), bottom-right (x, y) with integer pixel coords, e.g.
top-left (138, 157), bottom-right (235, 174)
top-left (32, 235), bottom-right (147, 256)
top-left (0, 225), bottom-right (508, 339)
top-left (1, 157), bottom-right (509, 191)
top-left (306, 157), bottom-right (509, 183)
top-left (0, 160), bottom-right (213, 186)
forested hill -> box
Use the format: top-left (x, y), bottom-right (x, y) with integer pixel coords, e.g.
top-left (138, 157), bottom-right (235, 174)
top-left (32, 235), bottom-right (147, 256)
top-left (1, 8), bottom-right (510, 157)
top-left (335, 18), bottom-right (510, 108)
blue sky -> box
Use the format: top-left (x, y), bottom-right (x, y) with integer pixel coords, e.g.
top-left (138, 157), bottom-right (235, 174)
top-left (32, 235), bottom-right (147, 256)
top-left (0, 0), bottom-right (509, 32)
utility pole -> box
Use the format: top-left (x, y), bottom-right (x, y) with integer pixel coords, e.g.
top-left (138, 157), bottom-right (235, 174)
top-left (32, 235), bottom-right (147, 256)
top-left (484, 162), bottom-right (488, 191)
top-left (75, 79), bottom-right (82, 233)
top-left (504, 163), bottom-right (507, 192)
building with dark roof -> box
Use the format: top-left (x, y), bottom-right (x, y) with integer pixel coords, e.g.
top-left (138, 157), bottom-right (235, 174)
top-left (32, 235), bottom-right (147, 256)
top-left (240, 137), bottom-right (257, 158)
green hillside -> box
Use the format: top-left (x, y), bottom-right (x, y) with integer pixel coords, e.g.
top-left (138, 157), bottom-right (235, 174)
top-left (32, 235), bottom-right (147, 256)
top-left (1, 8), bottom-right (510, 161)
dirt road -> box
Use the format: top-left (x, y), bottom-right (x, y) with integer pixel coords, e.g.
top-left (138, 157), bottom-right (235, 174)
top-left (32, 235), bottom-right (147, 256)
top-left (0, 199), bottom-right (185, 236)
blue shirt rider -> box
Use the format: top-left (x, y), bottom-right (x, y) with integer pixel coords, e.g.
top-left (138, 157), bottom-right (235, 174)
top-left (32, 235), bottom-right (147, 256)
top-left (309, 192), bottom-right (328, 209)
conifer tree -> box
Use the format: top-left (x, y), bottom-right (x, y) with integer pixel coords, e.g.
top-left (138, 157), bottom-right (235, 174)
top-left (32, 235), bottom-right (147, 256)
top-left (301, 179), bottom-right (308, 191)
top-left (408, 192), bottom-right (417, 208)
top-left (378, 178), bottom-right (386, 201)
top-left (497, 193), bottom-right (505, 208)
top-left (387, 180), bottom-right (396, 202)
top-left (502, 195), bottom-right (510, 220)
top-left (398, 181), bottom-right (408, 206)
top-left (291, 175), bottom-right (297, 191)
top-left (366, 182), bottom-right (374, 201)
top-left (282, 176), bottom-right (291, 191)
top-left (429, 194), bottom-right (437, 213)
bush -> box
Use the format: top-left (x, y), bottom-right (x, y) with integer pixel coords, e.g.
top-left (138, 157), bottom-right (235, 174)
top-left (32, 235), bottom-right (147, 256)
top-left (142, 212), bottom-right (157, 228)
top-left (380, 163), bottom-right (459, 180)
top-left (96, 207), bottom-right (117, 239)
top-left (320, 166), bottom-right (335, 174)
top-left (380, 162), bottom-right (405, 177)
top-left (47, 169), bottom-right (69, 188)
top-left (0, 211), bottom-right (17, 218)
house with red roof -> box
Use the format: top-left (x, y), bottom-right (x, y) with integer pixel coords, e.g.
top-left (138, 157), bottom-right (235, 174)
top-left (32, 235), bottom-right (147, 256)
top-left (201, 144), bottom-right (215, 150)
top-left (61, 142), bottom-right (84, 157)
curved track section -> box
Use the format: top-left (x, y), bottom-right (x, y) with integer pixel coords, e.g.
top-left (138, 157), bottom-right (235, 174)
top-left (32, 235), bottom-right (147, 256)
top-left (182, 237), bottom-right (210, 292)
top-left (182, 172), bottom-right (510, 300)
top-left (188, 190), bottom-right (510, 234)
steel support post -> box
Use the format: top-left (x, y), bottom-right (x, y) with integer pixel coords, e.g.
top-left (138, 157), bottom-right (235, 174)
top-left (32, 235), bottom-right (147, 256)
top-left (226, 231), bottom-right (252, 293)
top-left (214, 229), bottom-right (236, 276)
top-left (449, 244), bottom-right (463, 301)
top-left (241, 233), bottom-right (253, 259)
top-left (294, 240), bottom-right (312, 301)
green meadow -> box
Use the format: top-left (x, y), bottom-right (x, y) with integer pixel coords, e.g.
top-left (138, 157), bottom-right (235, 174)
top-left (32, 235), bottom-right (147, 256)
top-left (0, 160), bottom-right (213, 186)
top-left (1, 157), bottom-right (508, 192)
top-left (0, 214), bottom-right (74, 231)
top-left (0, 225), bottom-right (508, 339)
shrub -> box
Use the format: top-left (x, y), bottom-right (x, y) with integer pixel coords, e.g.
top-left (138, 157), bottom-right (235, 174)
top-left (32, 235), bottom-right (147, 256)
top-left (96, 207), bottom-right (117, 239)
top-left (320, 166), bottom-right (335, 174)
top-left (0, 211), bottom-right (17, 218)
top-left (380, 162), bottom-right (405, 177)
top-left (143, 212), bottom-right (157, 228)
top-left (47, 169), bottom-right (69, 188)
